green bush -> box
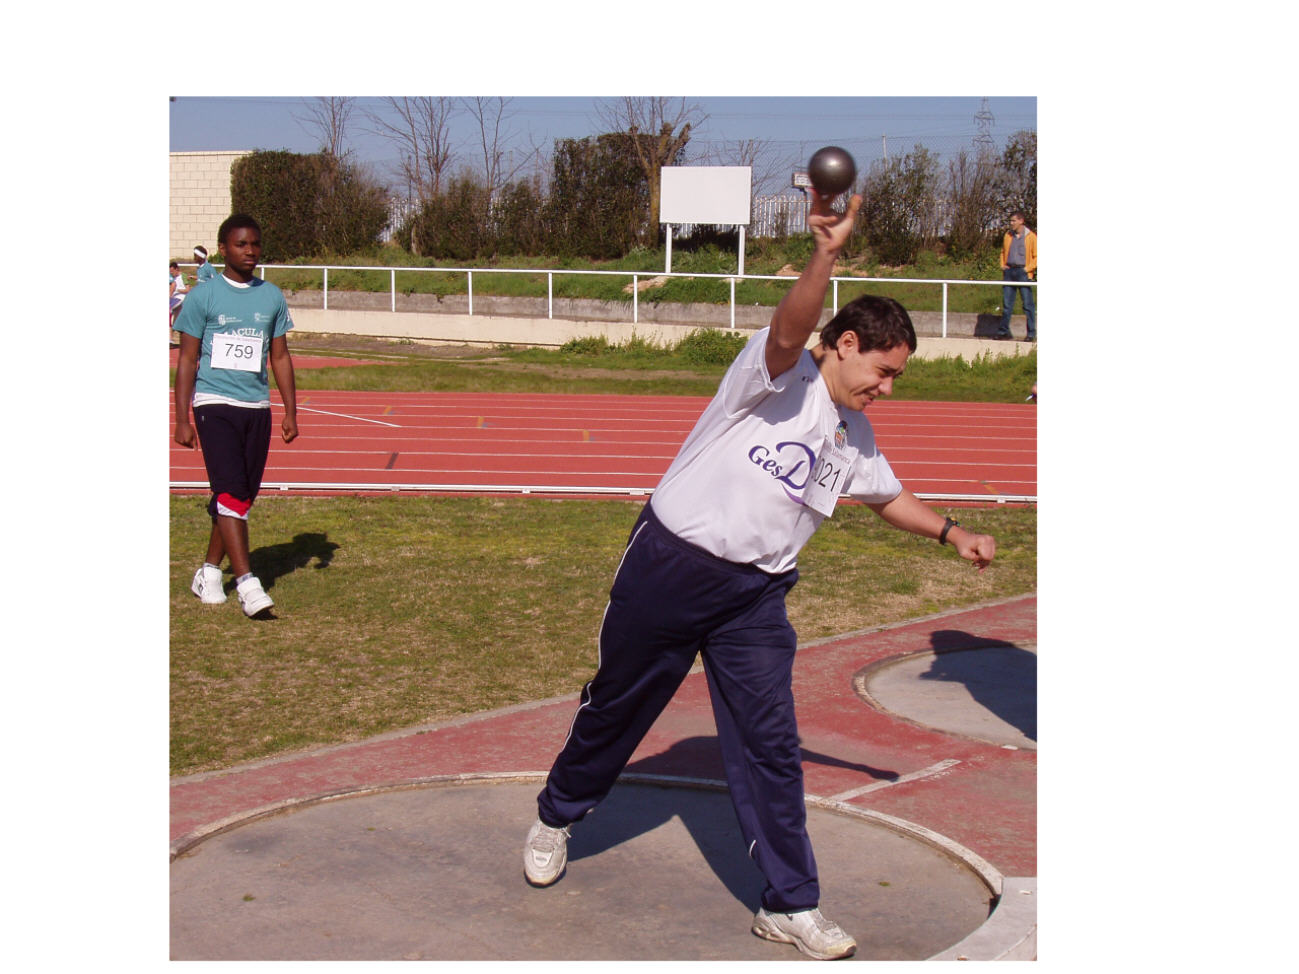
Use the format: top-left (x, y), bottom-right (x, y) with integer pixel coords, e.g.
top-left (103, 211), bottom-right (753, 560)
top-left (675, 328), bottom-right (748, 365)
top-left (411, 175), bottom-right (491, 261)
top-left (559, 336), bottom-right (614, 356)
top-left (231, 150), bottom-right (388, 262)
top-left (231, 151), bottom-right (321, 261)
top-left (860, 146), bottom-right (942, 265)
top-left (545, 134), bottom-right (650, 259)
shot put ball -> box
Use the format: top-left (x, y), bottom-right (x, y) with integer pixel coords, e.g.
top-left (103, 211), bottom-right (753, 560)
top-left (808, 146), bottom-right (856, 196)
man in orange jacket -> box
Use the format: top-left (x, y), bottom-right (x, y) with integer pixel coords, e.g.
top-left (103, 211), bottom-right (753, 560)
top-left (996, 212), bottom-right (1036, 341)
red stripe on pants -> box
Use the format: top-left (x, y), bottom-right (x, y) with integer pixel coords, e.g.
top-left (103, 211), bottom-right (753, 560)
top-left (217, 492), bottom-right (252, 518)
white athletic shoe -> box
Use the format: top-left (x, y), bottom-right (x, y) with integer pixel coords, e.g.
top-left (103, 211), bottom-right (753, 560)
top-left (523, 819), bottom-right (570, 886)
top-left (236, 575), bottom-right (274, 617)
top-left (191, 565), bottom-right (227, 604)
top-left (751, 907), bottom-right (857, 960)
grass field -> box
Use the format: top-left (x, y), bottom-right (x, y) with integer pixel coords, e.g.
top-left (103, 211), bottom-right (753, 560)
top-left (170, 495), bottom-right (1036, 777)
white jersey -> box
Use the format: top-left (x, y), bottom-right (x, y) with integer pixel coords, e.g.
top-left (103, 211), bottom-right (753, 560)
top-left (650, 327), bottom-right (903, 574)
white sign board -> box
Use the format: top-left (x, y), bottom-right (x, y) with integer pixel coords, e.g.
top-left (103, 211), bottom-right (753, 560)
top-left (659, 166), bottom-right (752, 225)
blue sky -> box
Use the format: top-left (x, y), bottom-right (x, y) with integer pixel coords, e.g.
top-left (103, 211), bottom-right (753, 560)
top-left (169, 95), bottom-right (1036, 197)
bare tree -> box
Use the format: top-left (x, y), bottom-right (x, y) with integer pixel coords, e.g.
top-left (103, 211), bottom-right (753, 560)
top-left (708, 138), bottom-right (798, 199)
top-left (945, 149), bottom-right (1000, 257)
top-left (462, 96), bottom-right (544, 195)
top-left (364, 97), bottom-right (459, 202)
top-left (293, 96), bottom-right (357, 158)
top-left (594, 97), bottom-right (707, 245)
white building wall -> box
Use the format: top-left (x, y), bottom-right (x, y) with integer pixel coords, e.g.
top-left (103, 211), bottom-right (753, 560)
top-left (169, 151), bottom-right (252, 259)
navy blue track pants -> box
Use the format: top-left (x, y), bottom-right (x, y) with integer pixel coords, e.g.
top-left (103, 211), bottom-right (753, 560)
top-left (537, 502), bottom-right (819, 912)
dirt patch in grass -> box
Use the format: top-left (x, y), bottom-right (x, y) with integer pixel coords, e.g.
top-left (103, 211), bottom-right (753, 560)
top-left (622, 275), bottom-right (669, 294)
top-left (289, 332), bottom-right (503, 361)
top-left (288, 332), bottom-right (712, 385)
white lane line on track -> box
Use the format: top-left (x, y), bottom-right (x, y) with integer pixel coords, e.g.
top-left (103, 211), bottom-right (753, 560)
top-left (826, 758), bottom-right (963, 802)
top-left (297, 406), bottom-right (402, 428)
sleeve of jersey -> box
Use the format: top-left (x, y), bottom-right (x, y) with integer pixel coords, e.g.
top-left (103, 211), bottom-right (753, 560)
top-left (174, 286), bottom-right (206, 338)
top-left (715, 327), bottom-right (789, 417)
top-left (273, 290), bottom-right (294, 338)
top-left (845, 428), bottom-right (904, 503)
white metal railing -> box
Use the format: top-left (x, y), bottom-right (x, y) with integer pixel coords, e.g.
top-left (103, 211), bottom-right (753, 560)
top-left (182, 262), bottom-right (1036, 338)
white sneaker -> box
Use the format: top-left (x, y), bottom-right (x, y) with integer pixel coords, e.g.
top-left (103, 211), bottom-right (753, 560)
top-left (752, 907), bottom-right (857, 960)
top-left (523, 819), bottom-right (570, 886)
top-left (191, 565), bottom-right (226, 604)
top-left (236, 575), bottom-right (274, 617)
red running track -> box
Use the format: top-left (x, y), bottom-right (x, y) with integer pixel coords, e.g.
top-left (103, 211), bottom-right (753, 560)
top-left (168, 389), bottom-right (1036, 502)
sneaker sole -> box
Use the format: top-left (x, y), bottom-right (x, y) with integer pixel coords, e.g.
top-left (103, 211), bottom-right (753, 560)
top-left (523, 848), bottom-right (567, 887)
top-left (751, 917), bottom-right (856, 960)
top-left (523, 865), bottom-right (565, 887)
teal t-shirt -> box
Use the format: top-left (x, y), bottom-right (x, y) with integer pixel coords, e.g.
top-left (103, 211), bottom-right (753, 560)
top-left (175, 274), bottom-right (293, 405)
top-left (195, 261), bottom-right (218, 283)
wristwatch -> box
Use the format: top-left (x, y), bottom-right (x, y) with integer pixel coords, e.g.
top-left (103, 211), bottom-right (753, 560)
top-left (939, 517), bottom-right (959, 545)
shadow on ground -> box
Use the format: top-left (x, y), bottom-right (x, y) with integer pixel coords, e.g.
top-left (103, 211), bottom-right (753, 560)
top-left (559, 735), bottom-right (899, 909)
top-left (250, 531), bottom-right (339, 590)
top-left (919, 630), bottom-right (1037, 743)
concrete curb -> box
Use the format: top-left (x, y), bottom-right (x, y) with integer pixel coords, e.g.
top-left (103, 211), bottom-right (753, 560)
top-left (929, 877), bottom-right (1037, 961)
top-left (287, 305), bottom-right (1037, 361)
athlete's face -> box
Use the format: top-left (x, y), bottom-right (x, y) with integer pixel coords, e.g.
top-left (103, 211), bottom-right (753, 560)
top-left (218, 227), bottom-right (263, 281)
top-left (832, 336), bottom-right (909, 410)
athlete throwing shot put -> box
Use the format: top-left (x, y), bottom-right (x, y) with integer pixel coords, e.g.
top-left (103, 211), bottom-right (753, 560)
top-left (523, 189), bottom-right (996, 959)
top-left (173, 214), bottom-right (298, 618)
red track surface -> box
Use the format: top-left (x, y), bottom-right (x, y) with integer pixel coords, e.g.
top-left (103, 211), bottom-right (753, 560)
top-left (168, 388), bottom-right (1036, 501)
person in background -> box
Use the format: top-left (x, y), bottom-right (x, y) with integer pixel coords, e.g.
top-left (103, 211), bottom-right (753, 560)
top-left (193, 245), bottom-right (218, 284)
top-left (173, 214), bottom-right (299, 619)
top-left (169, 261), bottom-right (188, 329)
top-left (996, 212), bottom-right (1036, 342)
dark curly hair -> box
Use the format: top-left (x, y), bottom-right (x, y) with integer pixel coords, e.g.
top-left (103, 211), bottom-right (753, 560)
top-left (218, 213), bottom-right (262, 245)
top-left (819, 295), bottom-right (916, 353)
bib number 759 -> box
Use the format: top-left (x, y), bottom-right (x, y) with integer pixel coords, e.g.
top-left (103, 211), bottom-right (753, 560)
top-left (210, 333), bottom-right (264, 372)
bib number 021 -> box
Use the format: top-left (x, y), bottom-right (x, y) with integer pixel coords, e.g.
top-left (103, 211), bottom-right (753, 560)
top-left (802, 442), bottom-right (852, 517)
top-left (210, 333), bottom-right (264, 372)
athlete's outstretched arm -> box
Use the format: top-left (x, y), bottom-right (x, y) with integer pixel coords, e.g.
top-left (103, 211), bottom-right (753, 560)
top-left (765, 191), bottom-right (861, 380)
top-left (867, 488), bottom-right (996, 571)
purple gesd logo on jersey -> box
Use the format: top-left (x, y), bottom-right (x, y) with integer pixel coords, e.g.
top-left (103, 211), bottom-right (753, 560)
top-left (747, 440), bottom-right (817, 504)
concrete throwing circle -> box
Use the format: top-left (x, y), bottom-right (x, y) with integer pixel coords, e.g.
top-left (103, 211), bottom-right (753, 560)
top-left (857, 644), bottom-right (1037, 750)
top-left (171, 778), bottom-right (994, 961)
